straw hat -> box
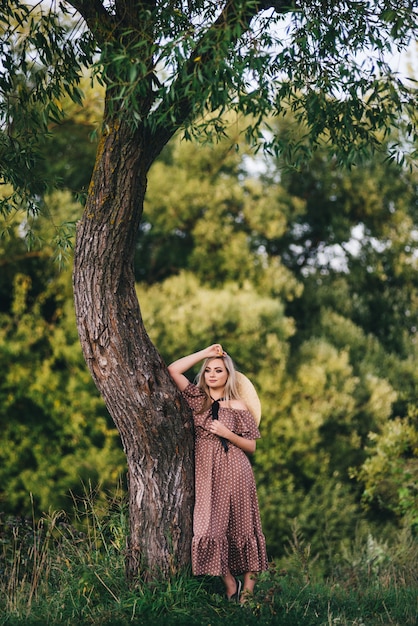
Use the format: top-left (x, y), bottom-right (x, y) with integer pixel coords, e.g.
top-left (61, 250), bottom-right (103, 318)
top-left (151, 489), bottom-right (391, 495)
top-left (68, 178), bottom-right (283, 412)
top-left (235, 372), bottom-right (261, 426)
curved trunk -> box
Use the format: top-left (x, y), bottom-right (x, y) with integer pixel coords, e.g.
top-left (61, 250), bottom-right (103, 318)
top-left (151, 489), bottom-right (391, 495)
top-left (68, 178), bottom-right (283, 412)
top-left (73, 118), bottom-right (194, 579)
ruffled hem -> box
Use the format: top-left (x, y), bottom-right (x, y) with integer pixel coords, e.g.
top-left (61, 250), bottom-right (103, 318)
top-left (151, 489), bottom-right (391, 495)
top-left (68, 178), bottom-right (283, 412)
top-left (228, 533), bottom-right (268, 576)
top-left (192, 533), bottom-right (268, 577)
top-left (192, 535), bottom-right (229, 576)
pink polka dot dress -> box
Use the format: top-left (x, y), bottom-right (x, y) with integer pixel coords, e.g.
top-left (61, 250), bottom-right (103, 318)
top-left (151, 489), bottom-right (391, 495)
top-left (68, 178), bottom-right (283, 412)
top-left (182, 383), bottom-right (268, 577)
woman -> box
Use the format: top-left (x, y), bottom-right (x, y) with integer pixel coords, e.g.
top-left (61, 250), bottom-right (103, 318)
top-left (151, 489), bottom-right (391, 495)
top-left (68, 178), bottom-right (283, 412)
top-left (168, 343), bottom-right (268, 603)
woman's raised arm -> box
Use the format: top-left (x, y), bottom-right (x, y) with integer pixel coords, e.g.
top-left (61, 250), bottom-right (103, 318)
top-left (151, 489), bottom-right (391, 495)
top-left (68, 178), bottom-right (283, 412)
top-left (168, 344), bottom-right (224, 390)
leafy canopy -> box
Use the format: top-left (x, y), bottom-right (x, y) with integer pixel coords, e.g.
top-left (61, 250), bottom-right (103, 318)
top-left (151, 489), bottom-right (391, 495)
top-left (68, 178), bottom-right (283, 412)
top-left (1, 0), bottom-right (417, 220)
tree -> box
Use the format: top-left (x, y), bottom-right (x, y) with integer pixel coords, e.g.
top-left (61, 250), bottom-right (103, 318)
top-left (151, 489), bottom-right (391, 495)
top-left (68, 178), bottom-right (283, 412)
top-left (0, 195), bottom-right (125, 515)
top-left (352, 407), bottom-right (418, 527)
top-left (1, 1), bottom-right (417, 579)
top-left (138, 128), bottom-right (302, 299)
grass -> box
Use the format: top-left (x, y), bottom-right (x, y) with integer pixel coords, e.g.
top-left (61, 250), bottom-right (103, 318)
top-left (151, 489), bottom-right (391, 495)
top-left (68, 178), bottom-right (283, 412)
top-left (1, 491), bottom-right (417, 626)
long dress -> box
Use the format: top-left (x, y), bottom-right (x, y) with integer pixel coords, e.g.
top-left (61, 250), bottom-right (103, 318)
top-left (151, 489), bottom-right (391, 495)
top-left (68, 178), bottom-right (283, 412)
top-left (182, 382), bottom-right (268, 577)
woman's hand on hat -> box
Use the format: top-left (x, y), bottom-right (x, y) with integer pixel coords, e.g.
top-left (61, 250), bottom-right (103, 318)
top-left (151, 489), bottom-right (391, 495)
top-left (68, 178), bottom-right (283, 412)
top-left (206, 344), bottom-right (227, 358)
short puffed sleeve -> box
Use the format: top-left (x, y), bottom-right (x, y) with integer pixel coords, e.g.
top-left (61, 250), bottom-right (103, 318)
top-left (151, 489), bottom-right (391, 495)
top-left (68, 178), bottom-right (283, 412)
top-left (234, 409), bottom-right (261, 440)
top-left (181, 382), bottom-right (206, 414)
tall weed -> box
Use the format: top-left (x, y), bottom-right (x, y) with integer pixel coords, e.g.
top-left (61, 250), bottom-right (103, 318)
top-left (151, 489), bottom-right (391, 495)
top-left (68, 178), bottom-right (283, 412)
top-left (331, 522), bottom-right (418, 589)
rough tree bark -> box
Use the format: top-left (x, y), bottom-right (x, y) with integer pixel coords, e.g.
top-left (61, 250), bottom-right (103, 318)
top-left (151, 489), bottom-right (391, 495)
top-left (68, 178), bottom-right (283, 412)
top-left (73, 117), bottom-right (195, 578)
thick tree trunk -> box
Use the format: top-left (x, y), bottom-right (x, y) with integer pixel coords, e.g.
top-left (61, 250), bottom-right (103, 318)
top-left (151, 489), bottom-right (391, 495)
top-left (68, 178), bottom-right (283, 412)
top-left (73, 118), bottom-right (194, 579)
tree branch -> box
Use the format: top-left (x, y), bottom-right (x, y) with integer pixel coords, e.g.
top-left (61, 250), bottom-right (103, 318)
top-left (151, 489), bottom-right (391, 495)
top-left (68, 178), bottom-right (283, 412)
top-left (114, 0), bottom-right (157, 28)
top-left (66, 0), bottom-right (116, 45)
top-left (144, 0), bottom-right (292, 168)
top-left (258, 0), bottom-right (296, 9)
top-left (67, 0), bottom-right (157, 37)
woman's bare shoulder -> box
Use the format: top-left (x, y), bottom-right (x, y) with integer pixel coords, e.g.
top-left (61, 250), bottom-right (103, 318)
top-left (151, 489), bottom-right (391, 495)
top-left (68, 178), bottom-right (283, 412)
top-left (225, 398), bottom-right (249, 411)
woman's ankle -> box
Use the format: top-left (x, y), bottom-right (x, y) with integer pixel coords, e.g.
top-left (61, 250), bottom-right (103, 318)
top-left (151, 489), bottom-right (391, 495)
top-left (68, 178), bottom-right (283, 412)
top-left (223, 573), bottom-right (236, 598)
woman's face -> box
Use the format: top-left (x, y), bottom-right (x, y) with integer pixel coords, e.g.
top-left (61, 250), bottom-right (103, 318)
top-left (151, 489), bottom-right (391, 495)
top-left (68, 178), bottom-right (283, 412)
top-left (204, 358), bottom-right (229, 392)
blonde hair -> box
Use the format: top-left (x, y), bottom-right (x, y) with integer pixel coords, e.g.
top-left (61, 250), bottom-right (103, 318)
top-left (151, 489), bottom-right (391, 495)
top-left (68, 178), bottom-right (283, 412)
top-left (195, 354), bottom-right (240, 412)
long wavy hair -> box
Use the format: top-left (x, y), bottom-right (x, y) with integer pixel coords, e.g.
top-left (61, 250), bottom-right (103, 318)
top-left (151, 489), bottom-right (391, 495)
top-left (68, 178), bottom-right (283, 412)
top-left (195, 354), bottom-right (240, 413)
